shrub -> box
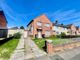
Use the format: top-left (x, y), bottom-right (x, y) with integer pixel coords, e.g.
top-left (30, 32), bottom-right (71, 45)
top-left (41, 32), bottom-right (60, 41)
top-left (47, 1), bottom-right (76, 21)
top-left (13, 32), bottom-right (21, 39)
top-left (57, 32), bottom-right (66, 38)
top-left (60, 32), bottom-right (66, 36)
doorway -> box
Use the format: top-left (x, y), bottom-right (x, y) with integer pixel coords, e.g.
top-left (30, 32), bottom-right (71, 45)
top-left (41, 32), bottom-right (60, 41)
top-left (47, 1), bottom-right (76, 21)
top-left (37, 29), bottom-right (42, 38)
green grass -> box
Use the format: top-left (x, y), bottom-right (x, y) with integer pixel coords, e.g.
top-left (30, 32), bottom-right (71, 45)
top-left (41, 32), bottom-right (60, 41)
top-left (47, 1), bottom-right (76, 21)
top-left (34, 38), bottom-right (46, 49)
top-left (45, 36), bottom-right (72, 45)
top-left (0, 38), bottom-right (19, 60)
top-left (33, 36), bottom-right (72, 49)
top-left (52, 39), bottom-right (72, 45)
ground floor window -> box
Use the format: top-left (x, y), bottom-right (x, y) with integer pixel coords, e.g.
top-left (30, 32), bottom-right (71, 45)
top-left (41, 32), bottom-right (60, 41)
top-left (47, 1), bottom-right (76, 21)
top-left (0, 29), bottom-right (8, 38)
top-left (45, 30), bottom-right (51, 37)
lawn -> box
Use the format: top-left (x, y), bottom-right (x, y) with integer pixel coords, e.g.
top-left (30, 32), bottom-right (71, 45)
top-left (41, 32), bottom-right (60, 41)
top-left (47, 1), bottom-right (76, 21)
top-left (46, 36), bottom-right (73, 45)
top-left (33, 36), bottom-right (73, 49)
top-left (34, 38), bottom-right (46, 49)
top-left (0, 38), bottom-right (19, 60)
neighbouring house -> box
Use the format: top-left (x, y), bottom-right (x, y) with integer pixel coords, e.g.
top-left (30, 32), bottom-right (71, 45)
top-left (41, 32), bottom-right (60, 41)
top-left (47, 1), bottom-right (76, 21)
top-left (27, 14), bottom-right (52, 38)
top-left (8, 27), bottom-right (24, 37)
top-left (76, 26), bottom-right (80, 35)
top-left (66, 24), bottom-right (77, 35)
top-left (52, 23), bottom-right (69, 35)
top-left (0, 10), bottom-right (8, 38)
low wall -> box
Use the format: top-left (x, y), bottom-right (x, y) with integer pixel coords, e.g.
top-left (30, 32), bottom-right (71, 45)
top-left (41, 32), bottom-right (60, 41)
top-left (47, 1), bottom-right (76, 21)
top-left (53, 42), bottom-right (80, 52)
top-left (46, 40), bottom-right (80, 54)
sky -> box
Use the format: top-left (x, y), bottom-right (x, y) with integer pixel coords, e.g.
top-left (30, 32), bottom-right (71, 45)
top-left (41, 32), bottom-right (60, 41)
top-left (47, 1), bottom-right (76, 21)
top-left (0, 0), bottom-right (80, 28)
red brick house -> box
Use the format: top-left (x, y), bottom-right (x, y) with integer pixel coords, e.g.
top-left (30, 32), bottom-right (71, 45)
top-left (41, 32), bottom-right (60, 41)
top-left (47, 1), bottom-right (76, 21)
top-left (76, 26), bottom-right (80, 35)
top-left (0, 10), bottom-right (8, 38)
top-left (27, 14), bottom-right (52, 38)
top-left (66, 24), bottom-right (77, 35)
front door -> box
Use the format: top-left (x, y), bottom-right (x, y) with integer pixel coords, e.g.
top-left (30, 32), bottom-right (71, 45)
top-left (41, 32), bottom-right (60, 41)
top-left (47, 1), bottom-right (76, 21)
top-left (37, 29), bottom-right (42, 38)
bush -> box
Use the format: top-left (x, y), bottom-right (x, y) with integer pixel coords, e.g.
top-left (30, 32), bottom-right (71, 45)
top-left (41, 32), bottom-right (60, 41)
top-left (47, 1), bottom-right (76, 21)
top-left (57, 32), bottom-right (66, 38)
top-left (60, 32), bottom-right (66, 36)
top-left (13, 32), bottom-right (21, 39)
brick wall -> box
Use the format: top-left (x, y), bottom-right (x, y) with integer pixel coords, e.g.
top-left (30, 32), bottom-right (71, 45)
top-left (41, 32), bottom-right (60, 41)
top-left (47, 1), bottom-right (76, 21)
top-left (0, 12), bottom-right (7, 28)
top-left (46, 40), bottom-right (80, 54)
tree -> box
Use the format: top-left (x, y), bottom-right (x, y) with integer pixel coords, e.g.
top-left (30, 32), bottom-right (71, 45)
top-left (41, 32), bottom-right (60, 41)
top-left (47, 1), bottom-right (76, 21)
top-left (55, 20), bottom-right (58, 24)
top-left (20, 26), bottom-right (24, 29)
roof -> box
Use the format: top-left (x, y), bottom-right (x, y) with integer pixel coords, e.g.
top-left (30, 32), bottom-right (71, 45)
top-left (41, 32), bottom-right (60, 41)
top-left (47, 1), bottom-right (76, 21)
top-left (53, 23), bottom-right (66, 28)
top-left (53, 23), bottom-right (75, 29)
top-left (27, 14), bottom-right (51, 27)
top-left (9, 27), bottom-right (19, 30)
top-left (27, 20), bottom-right (33, 26)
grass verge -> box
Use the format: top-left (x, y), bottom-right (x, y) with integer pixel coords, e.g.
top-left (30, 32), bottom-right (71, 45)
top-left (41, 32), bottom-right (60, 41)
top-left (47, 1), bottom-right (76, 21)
top-left (0, 38), bottom-right (19, 60)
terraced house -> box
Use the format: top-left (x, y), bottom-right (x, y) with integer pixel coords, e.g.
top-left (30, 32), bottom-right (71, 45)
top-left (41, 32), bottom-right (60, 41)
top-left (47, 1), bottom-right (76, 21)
top-left (0, 10), bottom-right (8, 38)
top-left (52, 23), bottom-right (69, 35)
top-left (27, 14), bottom-right (52, 38)
top-left (66, 24), bottom-right (77, 35)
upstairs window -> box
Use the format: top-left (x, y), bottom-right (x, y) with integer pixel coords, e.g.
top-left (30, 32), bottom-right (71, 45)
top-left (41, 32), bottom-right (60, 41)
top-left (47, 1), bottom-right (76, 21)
top-left (45, 23), bottom-right (50, 27)
top-left (37, 21), bottom-right (42, 26)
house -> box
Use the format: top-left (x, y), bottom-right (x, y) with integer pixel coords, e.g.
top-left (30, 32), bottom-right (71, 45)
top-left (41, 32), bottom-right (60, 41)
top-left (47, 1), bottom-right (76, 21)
top-left (76, 26), bottom-right (80, 35)
top-left (0, 10), bottom-right (8, 38)
top-left (27, 14), bottom-right (52, 38)
top-left (8, 27), bottom-right (24, 37)
top-left (66, 24), bottom-right (77, 35)
top-left (52, 23), bottom-right (69, 35)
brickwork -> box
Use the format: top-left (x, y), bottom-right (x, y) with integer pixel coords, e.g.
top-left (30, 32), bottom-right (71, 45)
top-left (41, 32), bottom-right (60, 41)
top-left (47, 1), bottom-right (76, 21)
top-left (46, 40), bottom-right (53, 54)
top-left (0, 11), bottom-right (7, 28)
top-left (28, 14), bottom-right (53, 38)
top-left (46, 40), bottom-right (80, 54)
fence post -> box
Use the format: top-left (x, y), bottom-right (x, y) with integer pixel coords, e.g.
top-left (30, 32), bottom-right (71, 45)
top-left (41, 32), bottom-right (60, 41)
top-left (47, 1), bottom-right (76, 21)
top-left (46, 40), bottom-right (53, 54)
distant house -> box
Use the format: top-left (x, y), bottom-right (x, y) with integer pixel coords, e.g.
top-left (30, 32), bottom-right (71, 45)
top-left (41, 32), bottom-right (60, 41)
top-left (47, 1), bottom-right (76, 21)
top-left (8, 27), bottom-right (24, 37)
top-left (0, 10), bottom-right (8, 38)
top-left (52, 23), bottom-right (68, 35)
top-left (74, 26), bottom-right (80, 35)
top-left (27, 14), bottom-right (52, 38)
top-left (66, 24), bottom-right (77, 35)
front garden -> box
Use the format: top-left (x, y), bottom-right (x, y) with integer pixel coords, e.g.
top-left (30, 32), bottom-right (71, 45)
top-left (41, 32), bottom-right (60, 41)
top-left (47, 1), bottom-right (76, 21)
top-left (33, 36), bottom-right (73, 49)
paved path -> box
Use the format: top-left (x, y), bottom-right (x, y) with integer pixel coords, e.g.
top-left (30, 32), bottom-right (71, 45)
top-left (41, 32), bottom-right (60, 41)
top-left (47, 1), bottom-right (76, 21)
top-left (10, 35), bottom-right (25, 60)
top-left (25, 37), bottom-right (51, 60)
top-left (10, 31), bottom-right (51, 60)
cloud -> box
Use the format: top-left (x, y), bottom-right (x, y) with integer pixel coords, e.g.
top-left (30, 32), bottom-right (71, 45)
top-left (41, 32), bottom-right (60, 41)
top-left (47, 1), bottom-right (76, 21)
top-left (0, 1), bottom-right (17, 22)
top-left (45, 9), bottom-right (80, 26)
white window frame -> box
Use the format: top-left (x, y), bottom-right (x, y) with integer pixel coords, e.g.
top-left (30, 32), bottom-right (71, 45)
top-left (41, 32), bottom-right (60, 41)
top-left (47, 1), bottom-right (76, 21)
top-left (37, 21), bottom-right (42, 26)
top-left (45, 23), bottom-right (50, 27)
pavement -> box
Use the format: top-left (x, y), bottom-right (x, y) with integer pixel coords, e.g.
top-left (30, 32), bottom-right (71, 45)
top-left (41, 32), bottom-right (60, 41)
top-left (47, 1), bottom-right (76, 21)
top-left (9, 32), bottom-right (80, 60)
top-left (50, 47), bottom-right (80, 60)
top-left (9, 34), bottom-right (25, 60)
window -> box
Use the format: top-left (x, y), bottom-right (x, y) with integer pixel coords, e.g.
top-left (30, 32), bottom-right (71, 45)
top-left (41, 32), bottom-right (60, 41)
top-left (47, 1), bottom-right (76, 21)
top-left (37, 21), bottom-right (42, 26)
top-left (56, 31), bottom-right (59, 34)
top-left (45, 30), bottom-right (51, 37)
top-left (31, 26), bottom-right (33, 31)
top-left (45, 23), bottom-right (50, 27)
